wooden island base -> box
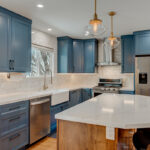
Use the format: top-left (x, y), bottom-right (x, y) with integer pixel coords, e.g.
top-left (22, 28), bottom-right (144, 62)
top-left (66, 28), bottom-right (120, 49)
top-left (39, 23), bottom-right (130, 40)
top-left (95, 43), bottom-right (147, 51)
top-left (57, 120), bottom-right (136, 150)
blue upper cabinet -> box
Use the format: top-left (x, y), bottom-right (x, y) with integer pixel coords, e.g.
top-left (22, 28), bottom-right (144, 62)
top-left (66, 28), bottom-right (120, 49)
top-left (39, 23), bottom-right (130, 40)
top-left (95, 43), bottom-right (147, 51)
top-left (134, 30), bottom-right (150, 55)
top-left (57, 37), bottom-right (98, 73)
top-left (0, 6), bottom-right (32, 72)
top-left (0, 12), bottom-right (11, 72)
top-left (84, 39), bottom-right (98, 73)
top-left (11, 17), bottom-right (31, 72)
top-left (57, 36), bottom-right (73, 73)
top-left (121, 35), bottom-right (135, 73)
top-left (73, 40), bottom-right (84, 73)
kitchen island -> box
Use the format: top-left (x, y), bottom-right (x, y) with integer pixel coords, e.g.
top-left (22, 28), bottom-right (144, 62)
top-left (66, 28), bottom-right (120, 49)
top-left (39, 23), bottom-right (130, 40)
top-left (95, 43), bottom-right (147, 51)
top-left (56, 93), bottom-right (150, 150)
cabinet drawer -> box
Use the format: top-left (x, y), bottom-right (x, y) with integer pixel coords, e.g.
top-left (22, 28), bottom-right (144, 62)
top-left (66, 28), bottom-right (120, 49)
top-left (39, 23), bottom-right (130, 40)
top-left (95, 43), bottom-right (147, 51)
top-left (0, 101), bottom-right (28, 116)
top-left (0, 127), bottom-right (28, 150)
top-left (0, 110), bottom-right (28, 137)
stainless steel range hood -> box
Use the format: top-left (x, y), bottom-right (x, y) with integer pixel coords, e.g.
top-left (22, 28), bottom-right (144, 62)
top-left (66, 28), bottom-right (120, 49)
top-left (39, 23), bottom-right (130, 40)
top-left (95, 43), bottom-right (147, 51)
top-left (97, 38), bottom-right (120, 66)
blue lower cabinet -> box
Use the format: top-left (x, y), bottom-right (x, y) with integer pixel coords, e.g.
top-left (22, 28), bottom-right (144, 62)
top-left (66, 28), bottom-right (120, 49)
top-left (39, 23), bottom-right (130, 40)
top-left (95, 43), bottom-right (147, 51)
top-left (119, 90), bottom-right (135, 95)
top-left (50, 105), bottom-right (61, 132)
top-left (68, 89), bottom-right (82, 107)
top-left (82, 88), bottom-right (92, 102)
top-left (0, 127), bottom-right (28, 150)
top-left (50, 102), bottom-right (69, 132)
top-left (0, 100), bottom-right (29, 150)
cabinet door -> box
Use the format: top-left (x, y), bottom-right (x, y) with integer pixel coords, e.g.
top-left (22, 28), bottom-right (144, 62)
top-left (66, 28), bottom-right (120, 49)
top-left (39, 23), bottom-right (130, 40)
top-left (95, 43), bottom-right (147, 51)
top-left (84, 40), bottom-right (97, 73)
top-left (121, 35), bottom-right (135, 73)
top-left (134, 31), bottom-right (150, 55)
top-left (57, 37), bottom-right (73, 73)
top-left (73, 40), bottom-right (84, 73)
top-left (0, 12), bottom-right (10, 72)
top-left (82, 89), bottom-right (92, 102)
top-left (69, 90), bottom-right (82, 107)
top-left (11, 17), bottom-right (31, 72)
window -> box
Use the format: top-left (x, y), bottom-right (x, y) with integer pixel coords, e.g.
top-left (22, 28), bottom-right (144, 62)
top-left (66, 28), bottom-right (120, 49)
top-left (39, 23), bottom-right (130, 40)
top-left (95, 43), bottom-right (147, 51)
top-left (27, 45), bottom-right (54, 77)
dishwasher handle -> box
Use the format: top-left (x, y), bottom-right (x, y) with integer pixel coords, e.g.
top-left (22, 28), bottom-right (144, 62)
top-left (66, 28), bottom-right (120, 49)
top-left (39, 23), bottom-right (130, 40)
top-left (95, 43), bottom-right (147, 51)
top-left (30, 99), bottom-right (50, 106)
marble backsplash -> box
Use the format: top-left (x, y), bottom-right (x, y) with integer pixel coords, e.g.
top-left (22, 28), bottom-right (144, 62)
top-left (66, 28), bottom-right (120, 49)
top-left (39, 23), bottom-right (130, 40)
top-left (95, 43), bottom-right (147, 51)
top-left (0, 29), bottom-right (134, 95)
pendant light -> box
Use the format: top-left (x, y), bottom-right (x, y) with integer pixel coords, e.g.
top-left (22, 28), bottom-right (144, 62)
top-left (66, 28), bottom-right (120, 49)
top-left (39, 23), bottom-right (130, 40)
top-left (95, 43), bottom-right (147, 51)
top-left (108, 11), bottom-right (119, 48)
top-left (85, 0), bottom-right (105, 37)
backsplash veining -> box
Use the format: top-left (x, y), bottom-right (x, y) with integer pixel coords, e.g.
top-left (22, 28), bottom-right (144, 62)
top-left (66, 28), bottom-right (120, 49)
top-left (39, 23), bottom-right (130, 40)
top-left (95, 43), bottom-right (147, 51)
top-left (0, 30), bottom-right (134, 95)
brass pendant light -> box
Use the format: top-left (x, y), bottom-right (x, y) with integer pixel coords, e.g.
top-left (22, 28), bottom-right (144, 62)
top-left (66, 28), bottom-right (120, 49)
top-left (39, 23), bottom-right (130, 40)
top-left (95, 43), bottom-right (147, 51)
top-left (108, 11), bottom-right (119, 48)
top-left (85, 0), bottom-right (105, 37)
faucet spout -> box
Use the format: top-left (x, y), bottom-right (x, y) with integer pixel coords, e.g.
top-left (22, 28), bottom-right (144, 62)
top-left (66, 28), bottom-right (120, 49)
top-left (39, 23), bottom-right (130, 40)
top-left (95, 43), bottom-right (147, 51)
top-left (43, 69), bottom-right (48, 90)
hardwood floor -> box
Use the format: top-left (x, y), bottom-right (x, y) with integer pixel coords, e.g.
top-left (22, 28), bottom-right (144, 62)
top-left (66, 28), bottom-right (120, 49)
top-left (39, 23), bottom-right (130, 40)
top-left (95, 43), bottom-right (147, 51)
top-left (27, 137), bottom-right (57, 150)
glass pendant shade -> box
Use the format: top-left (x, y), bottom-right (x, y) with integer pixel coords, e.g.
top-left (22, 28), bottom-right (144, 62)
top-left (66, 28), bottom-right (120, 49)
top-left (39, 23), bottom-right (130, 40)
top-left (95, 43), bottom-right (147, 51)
top-left (85, 0), bottom-right (105, 37)
top-left (107, 11), bottom-right (119, 49)
top-left (107, 37), bottom-right (120, 49)
top-left (86, 22), bottom-right (105, 37)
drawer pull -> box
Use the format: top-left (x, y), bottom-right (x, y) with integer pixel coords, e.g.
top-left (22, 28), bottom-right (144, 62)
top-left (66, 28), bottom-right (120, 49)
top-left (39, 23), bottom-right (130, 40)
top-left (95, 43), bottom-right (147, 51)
top-left (9, 133), bottom-right (20, 141)
top-left (9, 106), bottom-right (21, 111)
top-left (9, 116), bottom-right (21, 122)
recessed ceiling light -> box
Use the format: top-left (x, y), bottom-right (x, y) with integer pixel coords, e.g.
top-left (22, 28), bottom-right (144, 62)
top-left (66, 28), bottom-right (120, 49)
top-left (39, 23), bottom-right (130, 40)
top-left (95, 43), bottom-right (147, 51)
top-left (48, 28), bottom-right (52, 31)
top-left (37, 4), bottom-right (44, 8)
top-left (32, 31), bottom-right (35, 34)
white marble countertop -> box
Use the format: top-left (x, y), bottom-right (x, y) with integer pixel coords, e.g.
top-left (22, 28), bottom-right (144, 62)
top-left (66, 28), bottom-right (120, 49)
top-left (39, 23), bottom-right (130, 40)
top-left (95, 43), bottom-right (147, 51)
top-left (0, 89), bottom-right (70, 105)
top-left (0, 86), bottom-right (93, 105)
top-left (55, 93), bottom-right (150, 129)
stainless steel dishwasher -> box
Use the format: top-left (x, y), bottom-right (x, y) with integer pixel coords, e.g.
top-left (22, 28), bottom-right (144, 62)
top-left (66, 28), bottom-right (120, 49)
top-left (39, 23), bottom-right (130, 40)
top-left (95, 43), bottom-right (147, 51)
top-left (30, 96), bottom-right (50, 144)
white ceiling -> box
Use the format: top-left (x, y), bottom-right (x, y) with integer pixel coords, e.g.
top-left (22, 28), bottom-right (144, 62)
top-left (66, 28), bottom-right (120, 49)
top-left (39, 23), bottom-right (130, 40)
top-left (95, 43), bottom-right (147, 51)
top-left (1, 0), bottom-right (150, 39)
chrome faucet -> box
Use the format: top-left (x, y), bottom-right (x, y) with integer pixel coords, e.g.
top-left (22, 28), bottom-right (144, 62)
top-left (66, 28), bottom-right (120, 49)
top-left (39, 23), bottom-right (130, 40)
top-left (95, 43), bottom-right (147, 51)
top-left (43, 68), bottom-right (53, 90)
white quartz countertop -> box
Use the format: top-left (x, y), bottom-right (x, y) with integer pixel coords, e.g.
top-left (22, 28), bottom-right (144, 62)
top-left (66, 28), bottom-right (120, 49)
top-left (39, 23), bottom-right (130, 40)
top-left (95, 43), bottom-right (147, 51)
top-left (55, 93), bottom-right (150, 129)
top-left (0, 86), bottom-right (92, 105)
top-left (0, 89), bottom-right (69, 105)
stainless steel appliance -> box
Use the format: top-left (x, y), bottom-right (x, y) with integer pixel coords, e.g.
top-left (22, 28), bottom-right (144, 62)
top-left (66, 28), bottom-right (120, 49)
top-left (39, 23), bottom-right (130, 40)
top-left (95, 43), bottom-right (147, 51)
top-left (93, 79), bottom-right (122, 97)
top-left (135, 56), bottom-right (150, 96)
top-left (30, 96), bottom-right (50, 144)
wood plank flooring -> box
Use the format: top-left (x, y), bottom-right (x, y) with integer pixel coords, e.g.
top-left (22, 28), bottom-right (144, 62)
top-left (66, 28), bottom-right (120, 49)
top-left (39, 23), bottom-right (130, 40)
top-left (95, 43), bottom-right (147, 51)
top-left (27, 137), bottom-right (57, 150)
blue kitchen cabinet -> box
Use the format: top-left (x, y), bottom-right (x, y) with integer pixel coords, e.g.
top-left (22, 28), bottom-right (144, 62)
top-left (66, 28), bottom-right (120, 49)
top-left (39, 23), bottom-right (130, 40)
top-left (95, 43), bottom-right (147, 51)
top-left (50, 104), bottom-right (61, 133)
top-left (11, 17), bottom-right (31, 72)
top-left (121, 35), bottom-right (135, 73)
top-left (68, 89), bottom-right (82, 107)
top-left (57, 37), bottom-right (98, 73)
top-left (0, 6), bottom-right (32, 72)
top-left (50, 102), bottom-right (69, 133)
top-left (0, 101), bottom-right (29, 150)
top-left (57, 36), bottom-right (73, 73)
top-left (84, 39), bottom-right (98, 73)
top-left (82, 88), bottom-right (92, 102)
top-left (134, 30), bottom-right (150, 55)
top-left (0, 12), bottom-right (11, 72)
top-left (73, 40), bottom-right (84, 73)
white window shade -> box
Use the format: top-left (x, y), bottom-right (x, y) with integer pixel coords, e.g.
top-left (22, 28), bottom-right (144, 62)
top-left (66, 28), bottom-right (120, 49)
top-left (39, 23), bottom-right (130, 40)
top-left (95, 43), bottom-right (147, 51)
top-left (27, 45), bottom-right (54, 77)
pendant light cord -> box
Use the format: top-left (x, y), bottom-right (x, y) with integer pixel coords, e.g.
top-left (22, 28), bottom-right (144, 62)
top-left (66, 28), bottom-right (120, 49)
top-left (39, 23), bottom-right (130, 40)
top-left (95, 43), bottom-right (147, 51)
top-left (111, 15), bottom-right (114, 37)
top-left (95, 0), bottom-right (96, 14)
